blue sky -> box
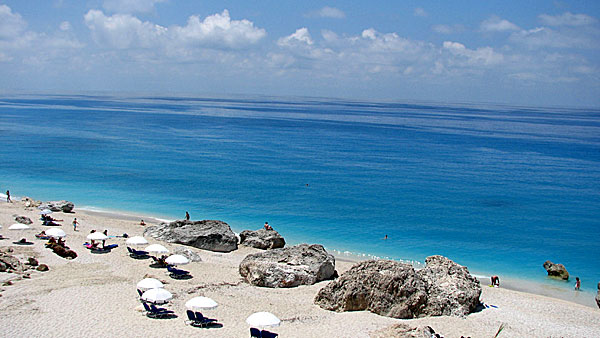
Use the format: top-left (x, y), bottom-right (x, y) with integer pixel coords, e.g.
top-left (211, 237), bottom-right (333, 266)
top-left (0, 1), bottom-right (599, 107)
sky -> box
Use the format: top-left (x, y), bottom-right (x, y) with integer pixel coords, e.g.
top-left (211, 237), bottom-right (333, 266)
top-left (0, 0), bottom-right (599, 107)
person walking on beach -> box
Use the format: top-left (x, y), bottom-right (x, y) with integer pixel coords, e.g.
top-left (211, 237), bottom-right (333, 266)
top-left (72, 218), bottom-right (79, 231)
top-left (185, 211), bottom-right (190, 221)
top-left (575, 277), bottom-right (581, 290)
top-left (491, 275), bottom-right (500, 287)
top-left (6, 190), bottom-right (11, 203)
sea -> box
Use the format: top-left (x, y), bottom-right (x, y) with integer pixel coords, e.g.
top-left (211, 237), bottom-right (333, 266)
top-left (0, 93), bottom-right (598, 306)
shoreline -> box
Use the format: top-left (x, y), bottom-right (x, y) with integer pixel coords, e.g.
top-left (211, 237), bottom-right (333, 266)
top-left (75, 202), bottom-right (598, 309)
top-left (19, 198), bottom-right (597, 309)
top-left (18, 197), bottom-right (599, 309)
top-left (0, 198), bottom-right (599, 337)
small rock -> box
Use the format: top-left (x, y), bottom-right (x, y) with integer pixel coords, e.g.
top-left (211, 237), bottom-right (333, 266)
top-left (26, 257), bottom-right (39, 266)
top-left (15, 216), bottom-right (33, 225)
top-left (22, 274), bottom-right (31, 279)
top-left (173, 247), bottom-right (203, 262)
top-left (3, 281), bottom-right (13, 286)
top-left (36, 264), bottom-right (49, 272)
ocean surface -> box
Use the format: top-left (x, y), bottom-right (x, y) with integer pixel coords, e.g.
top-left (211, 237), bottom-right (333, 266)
top-left (1, 93), bottom-right (599, 302)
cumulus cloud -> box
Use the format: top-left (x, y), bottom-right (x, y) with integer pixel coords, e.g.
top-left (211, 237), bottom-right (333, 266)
top-left (539, 12), bottom-right (597, 26)
top-left (278, 27), bottom-right (313, 46)
top-left (480, 16), bottom-right (520, 32)
top-left (308, 6), bottom-right (345, 19)
top-left (443, 41), bottom-right (504, 65)
top-left (84, 9), bottom-right (266, 50)
top-left (414, 7), bottom-right (428, 17)
top-left (0, 4), bottom-right (82, 64)
top-left (0, 5), bottom-right (27, 40)
top-left (103, 0), bottom-right (167, 14)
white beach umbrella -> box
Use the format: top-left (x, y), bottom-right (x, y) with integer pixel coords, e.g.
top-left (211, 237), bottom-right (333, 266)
top-left (39, 209), bottom-right (53, 215)
top-left (141, 288), bottom-right (172, 304)
top-left (185, 296), bottom-right (218, 311)
top-left (136, 278), bottom-right (164, 291)
top-left (87, 232), bottom-right (108, 241)
top-left (9, 223), bottom-right (31, 230)
top-left (45, 228), bottom-right (66, 238)
top-left (246, 312), bottom-right (281, 328)
top-left (145, 244), bottom-right (169, 254)
top-left (126, 236), bottom-right (148, 245)
top-left (165, 254), bottom-right (189, 266)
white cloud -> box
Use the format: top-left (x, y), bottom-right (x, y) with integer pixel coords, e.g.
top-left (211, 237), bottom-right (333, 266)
top-left (443, 41), bottom-right (504, 65)
top-left (103, 0), bottom-right (167, 14)
top-left (481, 16), bottom-right (520, 32)
top-left (173, 10), bottom-right (266, 48)
top-left (84, 10), bottom-right (166, 49)
top-left (84, 9), bottom-right (266, 50)
top-left (0, 4), bottom-right (27, 40)
top-left (414, 7), bottom-right (428, 17)
top-left (308, 6), bottom-right (345, 19)
top-left (59, 21), bottom-right (72, 31)
top-left (278, 27), bottom-right (313, 46)
top-left (509, 26), bottom-right (595, 49)
top-left (539, 12), bottom-right (597, 26)
top-left (432, 24), bottom-right (465, 34)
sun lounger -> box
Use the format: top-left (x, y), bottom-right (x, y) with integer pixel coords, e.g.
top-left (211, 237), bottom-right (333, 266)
top-left (194, 312), bottom-right (217, 324)
top-left (103, 244), bottom-right (118, 250)
top-left (167, 265), bottom-right (190, 278)
top-left (250, 328), bottom-right (262, 338)
top-left (185, 310), bottom-right (209, 327)
top-left (261, 330), bottom-right (278, 338)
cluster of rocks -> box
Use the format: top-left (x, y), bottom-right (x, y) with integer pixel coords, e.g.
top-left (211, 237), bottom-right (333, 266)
top-left (20, 197), bottom-right (75, 213)
top-left (0, 249), bottom-right (49, 273)
top-left (314, 255), bottom-right (481, 319)
top-left (144, 220), bottom-right (238, 253)
top-left (239, 244), bottom-right (335, 288)
top-left (543, 260), bottom-right (569, 280)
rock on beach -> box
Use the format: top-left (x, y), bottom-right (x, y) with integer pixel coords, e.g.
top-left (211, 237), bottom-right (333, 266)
top-left (239, 244), bottom-right (335, 288)
top-left (41, 200), bottom-right (75, 213)
top-left (239, 228), bottom-right (285, 249)
top-left (144, 219), bottom-right (238, 253)
top-left (314, 255), bottom-right (481, 319)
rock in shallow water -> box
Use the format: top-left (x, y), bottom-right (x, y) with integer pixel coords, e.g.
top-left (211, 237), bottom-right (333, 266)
top-left (543, 260), bottom-right (569, 280)
top-left (239, 244), bottom-right (335, 288)
top-left (314, 255), bottom-right (481, 319)
top-left (239, 229), bottom-right (285, 249)
top-left (144, 220), bottom-right (238, 253)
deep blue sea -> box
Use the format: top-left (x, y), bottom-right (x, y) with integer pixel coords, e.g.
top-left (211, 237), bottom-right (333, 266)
top-left (1, 94), bottom-right (599, 300)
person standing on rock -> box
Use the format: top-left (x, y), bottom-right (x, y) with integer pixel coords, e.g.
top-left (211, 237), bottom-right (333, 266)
top-left (185, 211), bottom-right (190, 221)
top-left (6, 190), bottom-right (11, 203)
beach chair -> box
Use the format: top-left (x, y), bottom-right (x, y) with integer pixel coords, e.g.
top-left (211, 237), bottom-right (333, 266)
top-left (103, 244), bottom-right (118, 250)
top-left (250, 328), bottom-right (262, 338)
top-left (261, 330), bottom-right (278, 338)
top-left (167, 265), bottom-right (190, 278)
top-left (194, 311), bottom-right (217, 325)
top-left (149, 304), bottom-right (174, 318)
top-left (185, 310), bottom-right (208, 327)
top-left (137, 289), bottom-right (144, 301)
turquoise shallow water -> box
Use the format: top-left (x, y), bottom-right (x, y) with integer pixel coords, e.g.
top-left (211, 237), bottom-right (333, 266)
top-left (0, 93), bottom-right (599, 300)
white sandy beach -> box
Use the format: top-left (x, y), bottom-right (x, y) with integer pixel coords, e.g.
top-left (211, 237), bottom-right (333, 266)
top-left (0, 200), bottom-right (598, 338)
